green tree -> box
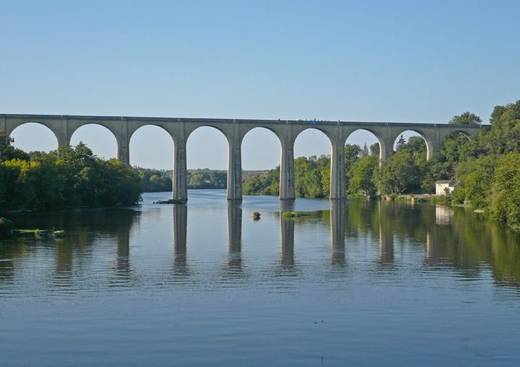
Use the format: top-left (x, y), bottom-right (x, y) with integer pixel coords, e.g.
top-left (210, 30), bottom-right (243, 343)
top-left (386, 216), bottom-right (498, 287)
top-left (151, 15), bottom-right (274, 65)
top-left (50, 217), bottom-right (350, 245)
top-left (395, 135), bottom-right (407, 151)
top-left (378, 151), bottom-right (422, 194)
top-left (490, 153), bottom-right (520, 229)
top-left (294, 155), bottom-right (330, 198)
top-left (348, 155), bottom-right (378, 196)
top-left (484, 100), bottom-right (520, 154)
top-left (449, 112), bottom-right (482, 125)
top-left (378, 137), bottom-right (427, 194)
top-left (344, 144), bottom-right (361, 191)
top-left (451, 155), bottom-right (496, 209)
top-left (370, 143), bottom-right (380, 157)
top-left (243, 168), bottom-right (279, 195)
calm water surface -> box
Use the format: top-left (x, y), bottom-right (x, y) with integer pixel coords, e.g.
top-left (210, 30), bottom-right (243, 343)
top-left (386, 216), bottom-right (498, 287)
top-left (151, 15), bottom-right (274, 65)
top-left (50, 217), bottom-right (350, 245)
top-left (1, 190), bottom-right (520, 366)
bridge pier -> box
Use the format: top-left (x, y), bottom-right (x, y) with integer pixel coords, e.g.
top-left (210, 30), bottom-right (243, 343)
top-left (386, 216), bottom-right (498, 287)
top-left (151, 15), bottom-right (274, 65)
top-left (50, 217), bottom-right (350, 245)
top-left (280, 140), bottom-right (295, 200)
top-left (173, 138), bottom-right (188, 202)
top-left (330, 140), bottom-right (346, 199)
top-left (379, 140), bottom-right (394, 163)
top-left (118, 143), bottom-right (130, 165)
top-left (116, 122), bottom-right (130, 165)
top-left (227, 137), bottom-right (242, 201)
top-left (55, 125), bottom-right (69, 149)
top-left (427, 135), bottom-right (441, 161)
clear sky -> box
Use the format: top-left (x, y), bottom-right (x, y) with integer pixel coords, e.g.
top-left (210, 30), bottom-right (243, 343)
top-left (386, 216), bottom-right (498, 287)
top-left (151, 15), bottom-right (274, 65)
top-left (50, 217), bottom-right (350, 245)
top-left (2, 0), bottom-right (519, 169)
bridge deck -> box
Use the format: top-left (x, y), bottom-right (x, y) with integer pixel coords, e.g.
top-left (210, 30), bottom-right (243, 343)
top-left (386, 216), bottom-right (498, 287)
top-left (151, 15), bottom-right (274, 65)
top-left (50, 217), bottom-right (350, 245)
top-left (0, 113), bottom-right (486, 129)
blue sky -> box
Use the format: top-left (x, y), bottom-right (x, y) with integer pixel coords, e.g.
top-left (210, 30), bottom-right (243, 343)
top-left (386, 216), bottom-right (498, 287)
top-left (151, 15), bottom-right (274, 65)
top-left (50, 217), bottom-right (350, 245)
top-left (2, 0), bottom-right (519, 169)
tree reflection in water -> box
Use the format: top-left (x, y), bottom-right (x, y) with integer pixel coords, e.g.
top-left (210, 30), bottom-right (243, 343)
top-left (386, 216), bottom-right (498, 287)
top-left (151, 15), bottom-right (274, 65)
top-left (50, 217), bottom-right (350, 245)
top-left (1, 197), bottom-right (520, 288)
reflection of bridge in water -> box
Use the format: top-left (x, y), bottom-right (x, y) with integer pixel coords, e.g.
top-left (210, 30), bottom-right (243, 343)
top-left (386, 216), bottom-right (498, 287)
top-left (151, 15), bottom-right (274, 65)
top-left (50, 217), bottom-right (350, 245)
top-left (2, 200), bottom-right (520, 287)
top-left (76, 201), bottom-right (520, 288)
top-left (171, 201), bottom-right (351, 271)
top-left (166, 201), bottom-right (449, 272)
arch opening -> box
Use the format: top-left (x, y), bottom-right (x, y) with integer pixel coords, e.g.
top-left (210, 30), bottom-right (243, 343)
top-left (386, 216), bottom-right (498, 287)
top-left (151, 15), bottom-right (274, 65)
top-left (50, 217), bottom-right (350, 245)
top-left (293, 128), bottom-right (332, 198)
top-left (344, 129), bottom-right (382, 197)
top-left (241, 127), bottom-right (282, 196)
top-left (186, 126), bottom-right (228, 190)
top-left (345, 129), bottom-right (382, 159)
top-left (393, 130), bottom-right (429, 160)
top-left (129, 125), bottom-right (174, 169)
top-left (9, 122), bottom-right (59, 153)
top-left (294, 127), bottom-right (332, 158)
top-left (130, 125), bottom-right (175, 194)
top-left (70, 124), bottom-right (118, 160)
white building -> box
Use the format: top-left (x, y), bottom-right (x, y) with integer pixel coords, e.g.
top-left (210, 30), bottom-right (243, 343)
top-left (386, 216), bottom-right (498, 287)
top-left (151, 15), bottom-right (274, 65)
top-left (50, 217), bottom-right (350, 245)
top-left (435, 180), bottom-right (454, 196)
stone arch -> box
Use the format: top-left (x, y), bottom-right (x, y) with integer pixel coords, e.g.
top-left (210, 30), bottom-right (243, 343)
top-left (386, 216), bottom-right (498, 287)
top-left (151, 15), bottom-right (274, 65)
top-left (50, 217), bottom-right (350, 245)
top-left (129, 125), bottom-right (175, 169)
top-left (70, 123), bottom-right (119, 159)
top-left (8, 122), bottom-right (60, 152)
top-left (393, 129), bottom-right (433, 160)
top-left (68, 121), bottom-right (120, 144)
top-left (185, 124), bottom-right (232, 146)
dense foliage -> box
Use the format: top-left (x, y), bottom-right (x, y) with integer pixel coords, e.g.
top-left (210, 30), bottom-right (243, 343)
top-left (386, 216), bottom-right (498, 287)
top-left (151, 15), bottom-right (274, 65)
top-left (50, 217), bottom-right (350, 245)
top-left (348, 155), bottom-right (378, 197)
top-left (188, 169), bottom-right (226, 189)
top-left (490, 154), bottom-right (520, 228)
top-left (242, 168), bottom-right (279, 195)
top-left (294, 156), bottom-right (330, 198)
top-left (0, 142), bottom-right (141, 211)
top-left (449, 100), bottom-right (520, 229)
top-left (378, 136), bottom-right (428, 194)
top-left (136, 168), bottom-right (172, 192)
top-left (449, 112), bottom-right (482, 125)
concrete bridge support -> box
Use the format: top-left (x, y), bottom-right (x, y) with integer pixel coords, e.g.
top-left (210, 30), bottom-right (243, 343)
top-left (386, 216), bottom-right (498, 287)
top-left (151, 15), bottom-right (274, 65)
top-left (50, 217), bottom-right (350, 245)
top-left (330, 140), bottom-right (346, 199)
top-left (380, 140), bottom-right (394, 163)
top-left (227, 136), bottom-right (242, 201)
top-left (118, 141), bottom-right (130, 165)
top-left (280, 141), bottom-right (295, 200)
top-left (173, 138), bottom-right (188, 202)
top-left (56, 125), bottom-right (70, 149)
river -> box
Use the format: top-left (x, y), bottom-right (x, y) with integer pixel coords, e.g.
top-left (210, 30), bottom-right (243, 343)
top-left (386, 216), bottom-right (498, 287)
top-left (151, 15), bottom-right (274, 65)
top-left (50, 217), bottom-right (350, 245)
top-left (1, 190), bottom-right (520, 366)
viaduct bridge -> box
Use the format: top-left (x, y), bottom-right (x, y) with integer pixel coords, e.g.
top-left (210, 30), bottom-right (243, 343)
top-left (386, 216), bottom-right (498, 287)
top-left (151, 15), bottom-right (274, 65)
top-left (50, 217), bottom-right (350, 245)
top-left (1, 113), bottom-right (483, 201)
